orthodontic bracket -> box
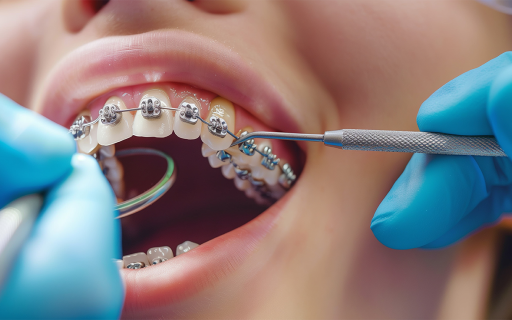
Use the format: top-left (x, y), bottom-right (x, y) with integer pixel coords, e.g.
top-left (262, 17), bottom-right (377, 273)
top-left (261, 146), bottom-right (280, 170)
top-left (238, 131), bottom-right (256, 156)
top-left (140, 97), bottom-right (162, 119)
top-left (99, 104), bottom-right (122, 125)
top-left (278, 163), bottom-right (296, 189)
top-left (208, 115), bottom-right (228, 138)
top-left (179, 102), bottom-right (199, 124)
top-left (126, 262), bottom-right (145, 269)
top-left (216, 150), bottom-right (232, 162)
top-left (69, 115), bottom-right (91, 140)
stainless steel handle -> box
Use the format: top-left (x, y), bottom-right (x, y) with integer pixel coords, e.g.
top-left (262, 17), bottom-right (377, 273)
top-left (323, 129), bottom-right (507, 157)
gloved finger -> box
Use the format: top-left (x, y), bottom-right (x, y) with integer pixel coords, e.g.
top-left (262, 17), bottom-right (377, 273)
top-left (488, 65), bottom-right (512, 157)
top-left (371, 153), bottom-right (488, 250)
top-left (0, 154), bottom-right (124, 319)
top-left (422, 184), bottom-right (512, 248)
top-left (417, 52), bottom-right (512, 135)
top-left (0, 94), bottom-right (76, 208)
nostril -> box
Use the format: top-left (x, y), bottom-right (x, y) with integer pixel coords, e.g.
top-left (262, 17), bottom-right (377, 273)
top-left (61, 0), bottom-right (110, 33)
top-left (88, 0), bottom-right (110, 13)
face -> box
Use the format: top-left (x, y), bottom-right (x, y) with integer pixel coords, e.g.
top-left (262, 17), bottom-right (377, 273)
top-left (1, 0), bottom-right (511, 318)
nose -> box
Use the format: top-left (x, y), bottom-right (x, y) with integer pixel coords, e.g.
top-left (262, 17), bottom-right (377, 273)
top-left (61, 0), bottom-right (248, 35)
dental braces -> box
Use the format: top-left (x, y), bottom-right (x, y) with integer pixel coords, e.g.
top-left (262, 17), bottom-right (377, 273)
top-left (70, 96), bottom-right (297, 202)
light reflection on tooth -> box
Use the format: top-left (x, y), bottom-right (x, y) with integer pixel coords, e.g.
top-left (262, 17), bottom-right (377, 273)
top-left (201, 143), bottom-right (216, 157)
top-left (200, 97), bottom-right (235, 150)
top-left (221, 163), bottom-right (236, 179)
top-left (133, 89), bottom-right (173, 138)
top-left (97, 97), bottom-right (133, 146)
top-left (174, 97), bottom-right (202, 140)
top-left (234, 176), bottom-right (251, 191)
top-left (176, 241), bottom-right (199, 256)
top-left (147, 246), bottom-right (174, 265)
top-left (76, 110), bottom-right (99, 154)
top-left (208, 154), bottom-right (228, 168)
top-left (123, 252), bottom-right (150, 269)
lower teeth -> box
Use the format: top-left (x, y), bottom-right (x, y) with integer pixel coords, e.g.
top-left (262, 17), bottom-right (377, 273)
top-left (121, 241), bottom-right (199, 269)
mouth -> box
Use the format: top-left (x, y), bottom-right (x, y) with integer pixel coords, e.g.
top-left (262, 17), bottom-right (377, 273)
top-left (37, 30), bottom-right (305, 314)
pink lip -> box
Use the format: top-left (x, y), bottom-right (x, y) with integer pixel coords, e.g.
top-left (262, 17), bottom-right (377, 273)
top-left (35, 29), bottom-right (298, 134)
top-left (35, 29), bottom-right (300, 314)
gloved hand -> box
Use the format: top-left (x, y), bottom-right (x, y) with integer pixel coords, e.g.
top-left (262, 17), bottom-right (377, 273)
top-left (371, 52), bottom-right (512, 249)
top-left (0, 94), bottom-right (124, 318)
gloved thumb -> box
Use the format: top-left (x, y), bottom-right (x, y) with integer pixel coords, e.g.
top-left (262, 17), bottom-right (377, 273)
top-left (488, 65), bottom-right (512, 156)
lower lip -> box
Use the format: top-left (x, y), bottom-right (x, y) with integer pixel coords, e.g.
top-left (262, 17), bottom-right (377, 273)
top-left (120, 189), bottom-right (292, 316)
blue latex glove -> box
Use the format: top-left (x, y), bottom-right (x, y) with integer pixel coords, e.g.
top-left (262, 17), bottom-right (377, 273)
top-left (0, 94), bottom-right (124, 318)
top-left (371, 52), bottom-right (512, 250)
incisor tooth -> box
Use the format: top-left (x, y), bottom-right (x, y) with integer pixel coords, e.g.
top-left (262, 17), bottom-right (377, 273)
top-left (147, 246), bottom-right (174, 265)
top-left (174, 97), bottom-right (202, 140)
top-left (201, 143), bottom-right (216, 157)
top-left (176, 241), bottom-right (199, 255)
top-left (208, 153), bottom-right (228, 168)
top-left (200, 97), bottom-right (235, 150)
top-left (133, 89), bottom-right (173, 138)
top-left (76, 110), bottom-right (99, 154)
top-left (221, 164), bottom-right (236, 179)
top-left (97, 97), bottom-right (133, 146)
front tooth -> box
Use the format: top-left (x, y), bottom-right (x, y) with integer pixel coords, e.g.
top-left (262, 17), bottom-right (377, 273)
top-left (76, 110), bottom-right (99, 154)
top-left (133, 89), bottom-right (173, 138)
top-left (174, 97), bottom-right (202, 140)
top-left (176, 241), bottom-right (199, 256)
top-left (200, 97), bottom-right (235, 150)
top-left (234, 176), bottom-right (251, 191)
top-left (147, 246), bottom-right (174, 265)
top-left (123, 252), bottom-right (150, 269)
top-left (113, 259), bottom-right (124, 270)
top-left (97, 97), bottom-right (133, 146)
top-left (221, 163), bottom-right (236, 179)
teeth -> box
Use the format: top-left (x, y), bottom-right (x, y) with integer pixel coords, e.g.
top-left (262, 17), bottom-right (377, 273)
top-left (200, 97), bottom-right (235, 150)
top-left (97, 97), bottom-right (133, 146)
top-left (113, 259), bottom-right (124, 270)
top-left (147, 246), bottom-right (174, 265)
top-left (174, 97), bottom-right (202, 140)
top-left (101, 157), bottom-right (124, 182)
top-left (201, 143), bottom-right (216, 157)
top-left (99, 145), bottom-right (115, 159)
top-left (133, 89), bottom-right (173, 138)
top-left (268, 182), bottom-right (286, 199)
top-left (234, 176), bottom-right (251, 191)
top-left (221, 163), bottom-right (236, 179)
top-left (76, 110), bottom-right (99, 154)
top-left (123, 252), bottom-right (150, 269)
top-left (208, 153), bottom-right (229, 168)
top-left (250, 141), bottom-right (280, 185)
top-left (176, 241), bottom-right (199, 255)
top-left (244, 187), bottom-right (258, 199)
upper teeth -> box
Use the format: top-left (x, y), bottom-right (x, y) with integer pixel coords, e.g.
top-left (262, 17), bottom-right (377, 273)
top-left (71, 90), bottom-right (296, 205)
top-left (122, 242), bottom-right (199, 269)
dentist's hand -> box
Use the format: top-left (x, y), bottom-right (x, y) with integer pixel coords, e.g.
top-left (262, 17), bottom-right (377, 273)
top-left (371, 52), bottom-right (512, 249)
top-left (0, 94), bottom-right (124, 318)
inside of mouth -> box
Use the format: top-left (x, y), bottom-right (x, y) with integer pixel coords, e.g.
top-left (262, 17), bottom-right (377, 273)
top-left (118, 135), bottom-right (270, 255)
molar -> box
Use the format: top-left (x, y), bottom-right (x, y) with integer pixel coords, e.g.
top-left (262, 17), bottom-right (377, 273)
top-left (174, 97), bottom-right (202, 140)
top-left (76, 110), bottom-right (99, 154)
top-left (200, 97), bottom-right (235, 150)
top-left (97, 97), bottom-right (133, 146)
top-left (176, 241), bottom-right (199, 256)
top-left (147, 246), bottom-right (174, 265)
top-left (123, 252), bottom-right (150, 269)
top-left (133, 89), bottom-right (173, 138)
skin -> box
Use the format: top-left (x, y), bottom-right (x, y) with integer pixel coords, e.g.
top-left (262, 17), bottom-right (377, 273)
top-left (1, 0), bottom-right (512, 318)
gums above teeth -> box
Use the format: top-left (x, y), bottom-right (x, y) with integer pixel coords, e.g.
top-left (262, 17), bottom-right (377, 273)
top-left (70, 91), bottom-right (297, 204)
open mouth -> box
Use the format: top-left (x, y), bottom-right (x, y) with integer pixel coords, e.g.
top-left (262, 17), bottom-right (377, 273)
top-left (37, 30), bottom-right (306, 314)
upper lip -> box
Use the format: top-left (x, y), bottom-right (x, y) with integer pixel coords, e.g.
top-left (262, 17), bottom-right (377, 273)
top-left (34, 29), bottom-right (300, 134)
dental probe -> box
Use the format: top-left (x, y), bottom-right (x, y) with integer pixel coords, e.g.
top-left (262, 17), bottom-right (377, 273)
top-left (230, 129), bottom-right (506, 157)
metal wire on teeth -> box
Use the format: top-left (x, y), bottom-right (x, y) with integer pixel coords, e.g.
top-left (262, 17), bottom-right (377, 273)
top-left (69, 97), bottom-right (297, 200)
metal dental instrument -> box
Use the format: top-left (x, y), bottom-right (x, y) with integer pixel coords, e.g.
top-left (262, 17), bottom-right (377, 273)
top-left (230, 129), bottom-right (506, 157)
